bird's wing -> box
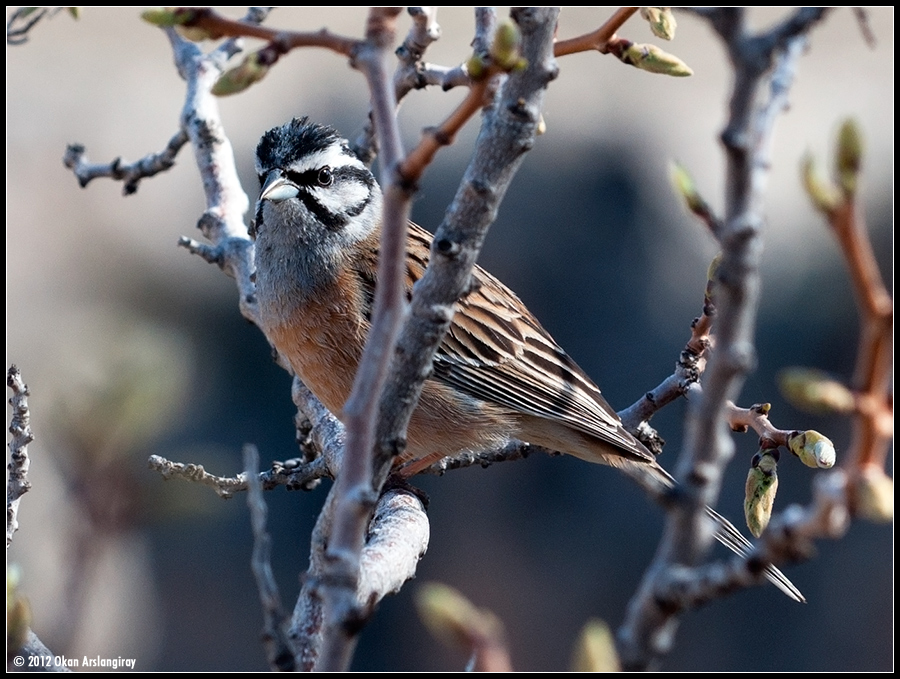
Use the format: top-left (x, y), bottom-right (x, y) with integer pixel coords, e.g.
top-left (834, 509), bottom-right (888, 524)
top-left (404, 223), bottom-right (650, 462)
top-left (404, 224), bottom-right (805, 602)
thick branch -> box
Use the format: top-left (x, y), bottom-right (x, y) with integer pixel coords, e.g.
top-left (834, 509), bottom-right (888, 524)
top-left (373, 7), bottom-right (560, 489)
top-left (315, 7), bottom-right (408, 673)
top-left (291, 487), bottom-right (429, 671)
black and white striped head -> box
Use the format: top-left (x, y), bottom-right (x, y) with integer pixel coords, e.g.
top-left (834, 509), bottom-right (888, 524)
top-left (254, 117), bottom-right (381, 248)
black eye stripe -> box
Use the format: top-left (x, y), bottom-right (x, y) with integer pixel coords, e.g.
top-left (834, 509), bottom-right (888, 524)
top-left (282, 165), bottom-right (374, 191)
top-left (259, 163), bottom-right (376, 232)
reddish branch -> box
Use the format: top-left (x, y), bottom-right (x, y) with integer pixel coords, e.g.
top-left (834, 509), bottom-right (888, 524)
top-left (827, 186), bottom-right (893, 480)
top-left (554, 7), bottom-right (640, 56)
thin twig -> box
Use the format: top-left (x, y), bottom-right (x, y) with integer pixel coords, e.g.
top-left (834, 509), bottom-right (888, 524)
top-left (6, 7), bottom-right (69, 45)
top-left (244, 444), bottom-right (296, 671)
top-left (147, 454), bottom-right (329, 498)
top-left (554, 7), bottom-right (640, 57)
top-left (159, 7), bottom-right (359, 57)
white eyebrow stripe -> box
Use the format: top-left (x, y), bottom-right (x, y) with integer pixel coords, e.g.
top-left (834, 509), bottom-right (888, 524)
top-left (291, 145), bottom-right (365, 173)
top-left (309, 180), bottom-right (370, 214)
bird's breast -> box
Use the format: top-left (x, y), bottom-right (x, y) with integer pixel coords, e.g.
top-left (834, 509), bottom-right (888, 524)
top-left (258, 270), bottom-right (368, 418)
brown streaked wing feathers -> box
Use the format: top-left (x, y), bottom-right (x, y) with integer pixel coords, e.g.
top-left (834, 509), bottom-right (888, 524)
top-left (401, 222), bottom-right (651, 463)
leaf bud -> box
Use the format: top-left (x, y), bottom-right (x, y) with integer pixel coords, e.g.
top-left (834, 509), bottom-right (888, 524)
top-left (640, 7), bottom-right (677, 41)
top-left (788, 430), bottom-right (836, 469)
top-left (745, 449), bottom-right (779, 537)
top-left (779, 367), bottom-right (855, 415)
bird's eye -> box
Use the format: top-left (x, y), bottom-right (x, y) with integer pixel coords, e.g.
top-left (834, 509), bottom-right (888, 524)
top-left (317, 167), bottom-right (333, 187)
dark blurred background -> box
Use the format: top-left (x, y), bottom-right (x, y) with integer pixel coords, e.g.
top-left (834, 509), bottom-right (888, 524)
top-left (7, 7), bottom-right (893, 672)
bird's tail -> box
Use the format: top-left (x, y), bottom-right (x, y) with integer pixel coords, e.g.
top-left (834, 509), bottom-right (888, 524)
top-left (618, 458), bottom-right (805, 603)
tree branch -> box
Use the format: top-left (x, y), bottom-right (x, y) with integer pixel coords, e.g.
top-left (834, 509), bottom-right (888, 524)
top-left (619, 11), bottom-right (826, 669)
top-left (373, 7), bottom-right (561, 490)
top-left (7, 365), bottom-right (33, 548)
top-left (244, 444), bottom-right (296, 671)
top-left (315, 7), bottom-right (407, 672)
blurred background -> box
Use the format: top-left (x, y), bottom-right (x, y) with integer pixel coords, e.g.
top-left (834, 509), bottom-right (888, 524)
top-left (6, 7), bottom-right (893, 672)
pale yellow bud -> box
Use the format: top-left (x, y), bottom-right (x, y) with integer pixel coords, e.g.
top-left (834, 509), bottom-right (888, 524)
top-left (621, 42), bottom-right (692, 77)
top-left (856, 467), bottom-right (893, 523)
top-left (836, 119), bottom-right (863, 197)
top-left (801, 154), bottom-right (842, 215)
top-left (141, 7), bottom-right (185, 27)
top-left (779, 367), bottom-right (855, 415)
top-left (571, 619), bottom-right (620, 672)
top-left (491, 21), bottom-right (526, 72)
top-left (788, 430), bottom-right (836, 469)
top-left (745, 450), bottom-right (779, 537)
top-left (415, 582), bottom-right (503, 648)
top-left (670, 161), bottom-right (710, 217)
top-left (640, 7), bottom-right (677, 40)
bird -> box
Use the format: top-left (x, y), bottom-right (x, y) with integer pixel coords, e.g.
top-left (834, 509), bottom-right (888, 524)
top-left (251, 116), bottom-right (804, 602)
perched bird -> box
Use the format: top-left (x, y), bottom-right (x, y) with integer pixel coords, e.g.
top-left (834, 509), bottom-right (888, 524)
top-left (252, 117), bottom-right (803, 602)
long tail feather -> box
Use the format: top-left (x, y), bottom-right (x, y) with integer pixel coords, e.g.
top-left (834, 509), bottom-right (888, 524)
top-left (621, 459), bottom-right (805, 603)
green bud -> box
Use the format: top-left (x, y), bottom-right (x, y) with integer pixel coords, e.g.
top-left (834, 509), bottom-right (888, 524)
top-left (706, 252), bottom-right (722, 283)
top-left (212, 52), bottom-right (270, 97)
top-left (640, 7), bottom-right (677, 41)
top-left (779, 367), bottom-right (855, 415)
top-left (491, 21), bottom-right (526, 72)
top-left (788, 430), bottom-right (836, 469)
top-left (7, 565), bottom-right (32, 653)
top-left (466, 53), bottom-right (488, 80)
top-left (571, 619), bottom-right (620, 672)
top-left (801, 154), bottom-right (842, 215)
top-left (175, 24), bottom-right (221, 42)
top-left (415, 582), bottom-right (503, 648)
top-left (621, 42), bottom-right (692, 77)
top-left (141, 8), bottom-right (185, 27)
top-left (670, 161), bottom-right (711, 217)
top-left (744, 450), bottom-right (779, 537)
top-left (836, 119), bottom-right (863, 197)
top-left (67, 7), bottom-right (81, 20)
top-left (856, 467), bottom-right (893, 523)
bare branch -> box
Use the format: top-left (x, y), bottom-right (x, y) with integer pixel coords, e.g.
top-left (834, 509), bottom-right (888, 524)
top-left (316, 8), bottom-right (407, 672)
top-left (244, 444), bottom-right (296, 671)
top-left (147, 453), bottom-right (329, 498)
top-left (373, 7), bottom-right (560, 488)
top-left (145, 7), bottom-right (359, 57)
top-left (619, 15), bottom-right (823, 670)
top-left (851, 7), bottom-right (877, 48)
top-left (7, 365), bottom-right (34, 548)
top-left (417, 439), bottom-right (541, 475)
top-left (291, 486), bottom-right (429, 671)
top-left (12, 630), bottom-right (72, 672)
top-left (7, 7), bottom-right (73, 46)
top-left (63, 130), bottom-right (189, 195)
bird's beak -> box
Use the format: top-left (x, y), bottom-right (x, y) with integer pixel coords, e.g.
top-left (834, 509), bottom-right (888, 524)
top-left (259, 170), bottom-right (299, 203)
